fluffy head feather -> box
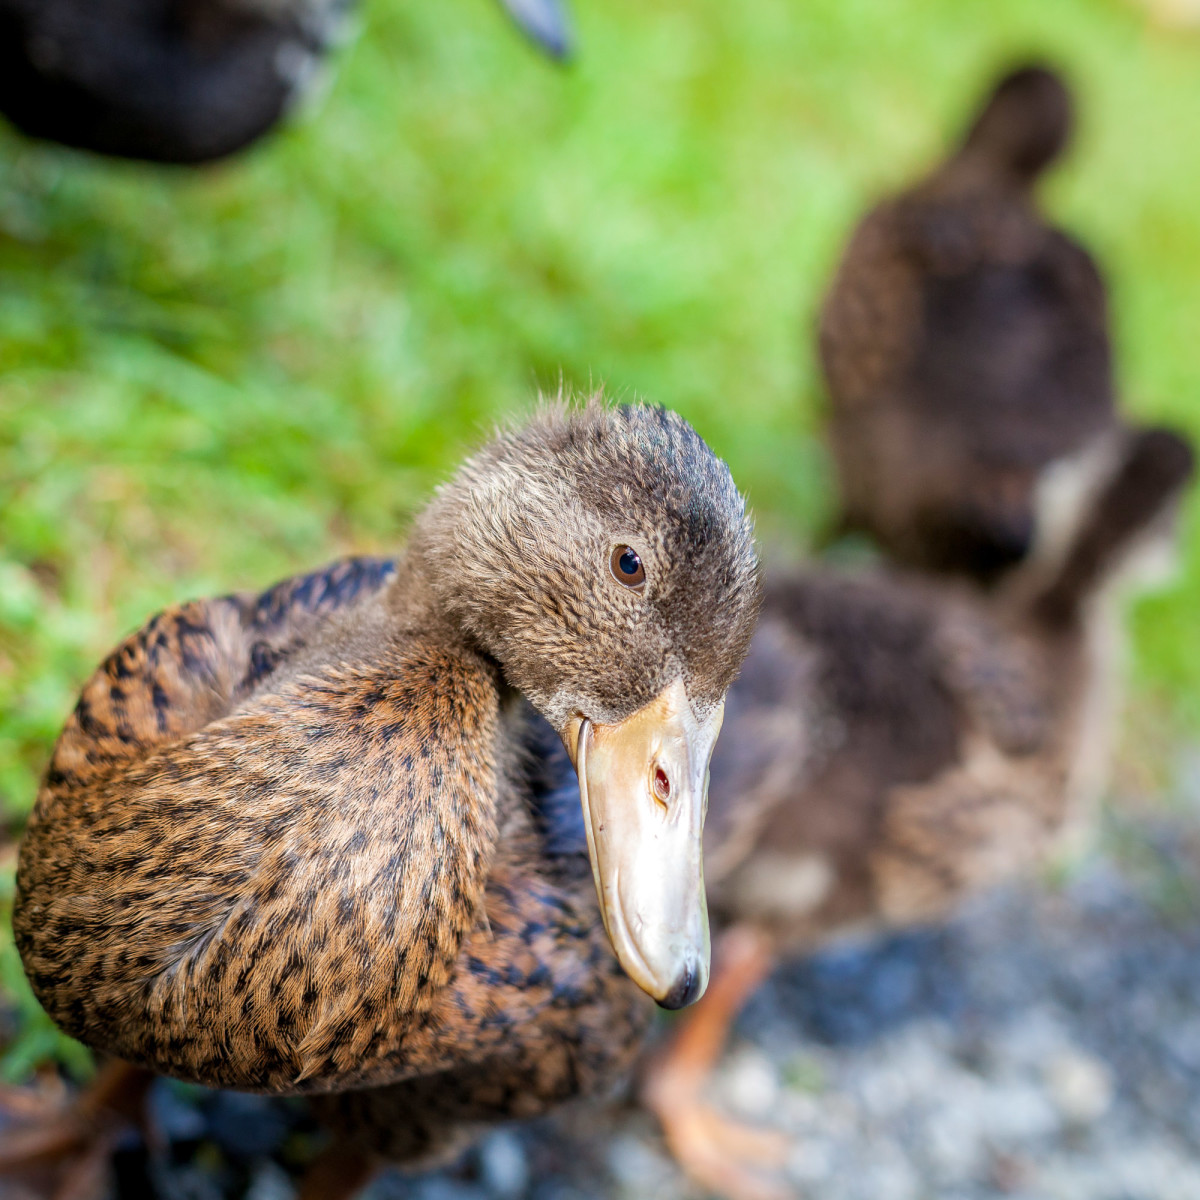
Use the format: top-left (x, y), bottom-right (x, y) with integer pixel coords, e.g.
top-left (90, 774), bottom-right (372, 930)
top-left (414, 396), bottom-right (761, 729)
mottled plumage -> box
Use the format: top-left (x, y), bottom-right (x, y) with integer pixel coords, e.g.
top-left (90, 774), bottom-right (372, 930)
top-left (10, 401), bottom-right (761, 1195)
top-left (708, 569), bottom-right (1064, 942)
top-left (714, 423), bottom-right (1190, 943)
top-left (819, 65), bottom-right (1117, 581)
top-left (651, 425), bottom-right (1193, 1200)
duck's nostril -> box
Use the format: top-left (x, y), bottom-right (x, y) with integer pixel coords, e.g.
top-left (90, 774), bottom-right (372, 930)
top-left (652, 766), bottom-right (671, 805)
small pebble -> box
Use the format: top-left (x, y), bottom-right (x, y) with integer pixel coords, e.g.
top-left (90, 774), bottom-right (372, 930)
top-left (605, 1134), bottom-right (678, 1196)
top-left (148, 1080), bottom-right (208, 1144)
top-left (978, 1079), bottom-right (1060, 1142)
top-left (1045, 1048), bottom-right (1115, 1125)
top-left (719, 1046), bottom-right (780, 1119)
top-left (476, 1129), bottom-right (530, 1198)
top-left (411, 1179), bottom-right (489, 1200)
top-left (787, 1139), bottom-right (834, 1185)
top-left (245, 1161), bottom-right (297, 1200)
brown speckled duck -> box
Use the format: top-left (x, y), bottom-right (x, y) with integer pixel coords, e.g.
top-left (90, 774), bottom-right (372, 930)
top-left (645, 424), bottom-right (1193, 1200)
top-left (820, 65), bottom-right (1118, 583)
top-left (5, 400), bottom-right (761, 1198)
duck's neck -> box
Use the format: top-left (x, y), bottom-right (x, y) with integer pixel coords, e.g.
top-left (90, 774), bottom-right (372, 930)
top-left (382, 547), bottom-right (480, 651)
top-left (939, 144), bottom-right (1036, 198)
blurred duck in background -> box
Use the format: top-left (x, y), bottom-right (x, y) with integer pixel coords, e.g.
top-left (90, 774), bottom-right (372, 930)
top-left (819, 66), bottom-right (1119, 585)
top-left (642, 66), bottom-right (1197, 1199)
top-left (646, 423), bottom-right (1194, 1200)
top-left (0, 0), bottom-right (572, 163)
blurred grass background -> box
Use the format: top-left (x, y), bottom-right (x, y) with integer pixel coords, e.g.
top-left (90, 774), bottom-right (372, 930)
top-left (1, 0), bottom-right (1199, 1073)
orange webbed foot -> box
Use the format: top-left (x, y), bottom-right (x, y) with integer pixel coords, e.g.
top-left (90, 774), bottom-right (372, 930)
top-left (649, 1086), bottom-right (793, 1200)
top-left (643, 925), bottom-right (796, 1200)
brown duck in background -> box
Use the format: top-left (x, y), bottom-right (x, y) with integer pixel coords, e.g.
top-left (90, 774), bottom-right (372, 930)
top-left (2, 400), bottom-right (761, 1199)
top-left (645, 423), bottom-right (1194, 1200)
top-left (819, 65), bottom-right (1118, 584)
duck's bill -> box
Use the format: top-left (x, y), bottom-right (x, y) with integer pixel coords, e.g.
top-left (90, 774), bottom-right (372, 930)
top-left (495, 0), bottom-right (573, 60)
top-left (567, 681), bottom-right (722, 1010)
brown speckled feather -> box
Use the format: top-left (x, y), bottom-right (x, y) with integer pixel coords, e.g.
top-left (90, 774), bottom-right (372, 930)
top-left (13, 403), bottom-right (761, 1173)
top-left (318, 863), bottom-right (650, 1163)
top-left (17, 560), bottom-right (515, 1092)
top-left (18, 555), bottom-right (650, 1152)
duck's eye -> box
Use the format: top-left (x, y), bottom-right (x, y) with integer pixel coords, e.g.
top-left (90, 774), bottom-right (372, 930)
top-left (610, 545), bottom-right (646, 590)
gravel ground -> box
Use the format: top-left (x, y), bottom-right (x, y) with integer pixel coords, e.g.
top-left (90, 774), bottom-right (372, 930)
top-left (10, 809), bottom-right (1200, 1200)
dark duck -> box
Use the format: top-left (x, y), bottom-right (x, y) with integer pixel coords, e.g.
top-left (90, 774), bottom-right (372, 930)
top-left (645, 424), bottom-right (1194, 1200)
top-left (3, 400), bottom-right (761, 1198)
top-left (819, 65), bottom-right (1119, 584)
top-left (0, 0), bottom-right (573, 163)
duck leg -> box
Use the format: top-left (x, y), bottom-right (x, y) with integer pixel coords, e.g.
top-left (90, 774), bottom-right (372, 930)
top-left (642, 925), bottom-right (792, 1200)
top-left (0, 1060), bottom-right (152, 1200)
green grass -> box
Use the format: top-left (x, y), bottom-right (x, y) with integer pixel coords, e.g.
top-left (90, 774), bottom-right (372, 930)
top-left (2, 0), bottom-right (1199, 1073)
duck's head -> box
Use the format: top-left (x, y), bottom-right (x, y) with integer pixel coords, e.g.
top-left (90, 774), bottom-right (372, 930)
top-left (417, 399), bottom-right (761, 1008)
top-left (961, 64), bottom-right (1073, 182)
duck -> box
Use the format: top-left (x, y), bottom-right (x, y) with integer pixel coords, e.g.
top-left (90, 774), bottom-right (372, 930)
top-left (643, 422), bottom-right (1194, 1200)
top-left (0, 0), bottom-right (572, 164)
top-left (818, 65), bottom-right (1118, 584)
top-left (3, 399), bottom-right (761, 1199)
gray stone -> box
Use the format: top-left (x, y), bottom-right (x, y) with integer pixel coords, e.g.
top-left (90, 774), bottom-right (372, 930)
top-left (718, 1046), bottom-right (780, 1119)
top-left (476, 1129), bottom-right (530, 1199)
top-left (1044, 1048), bottom-right (1115, 1125)
top-left (245, 1161), bottom-right (297, 1200)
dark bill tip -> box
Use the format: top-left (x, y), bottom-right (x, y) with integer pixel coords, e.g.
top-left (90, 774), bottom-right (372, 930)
top-left (656, 959), bottom-right (703, 1011)
top-left (496, 0), bottom-right (575, 60)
